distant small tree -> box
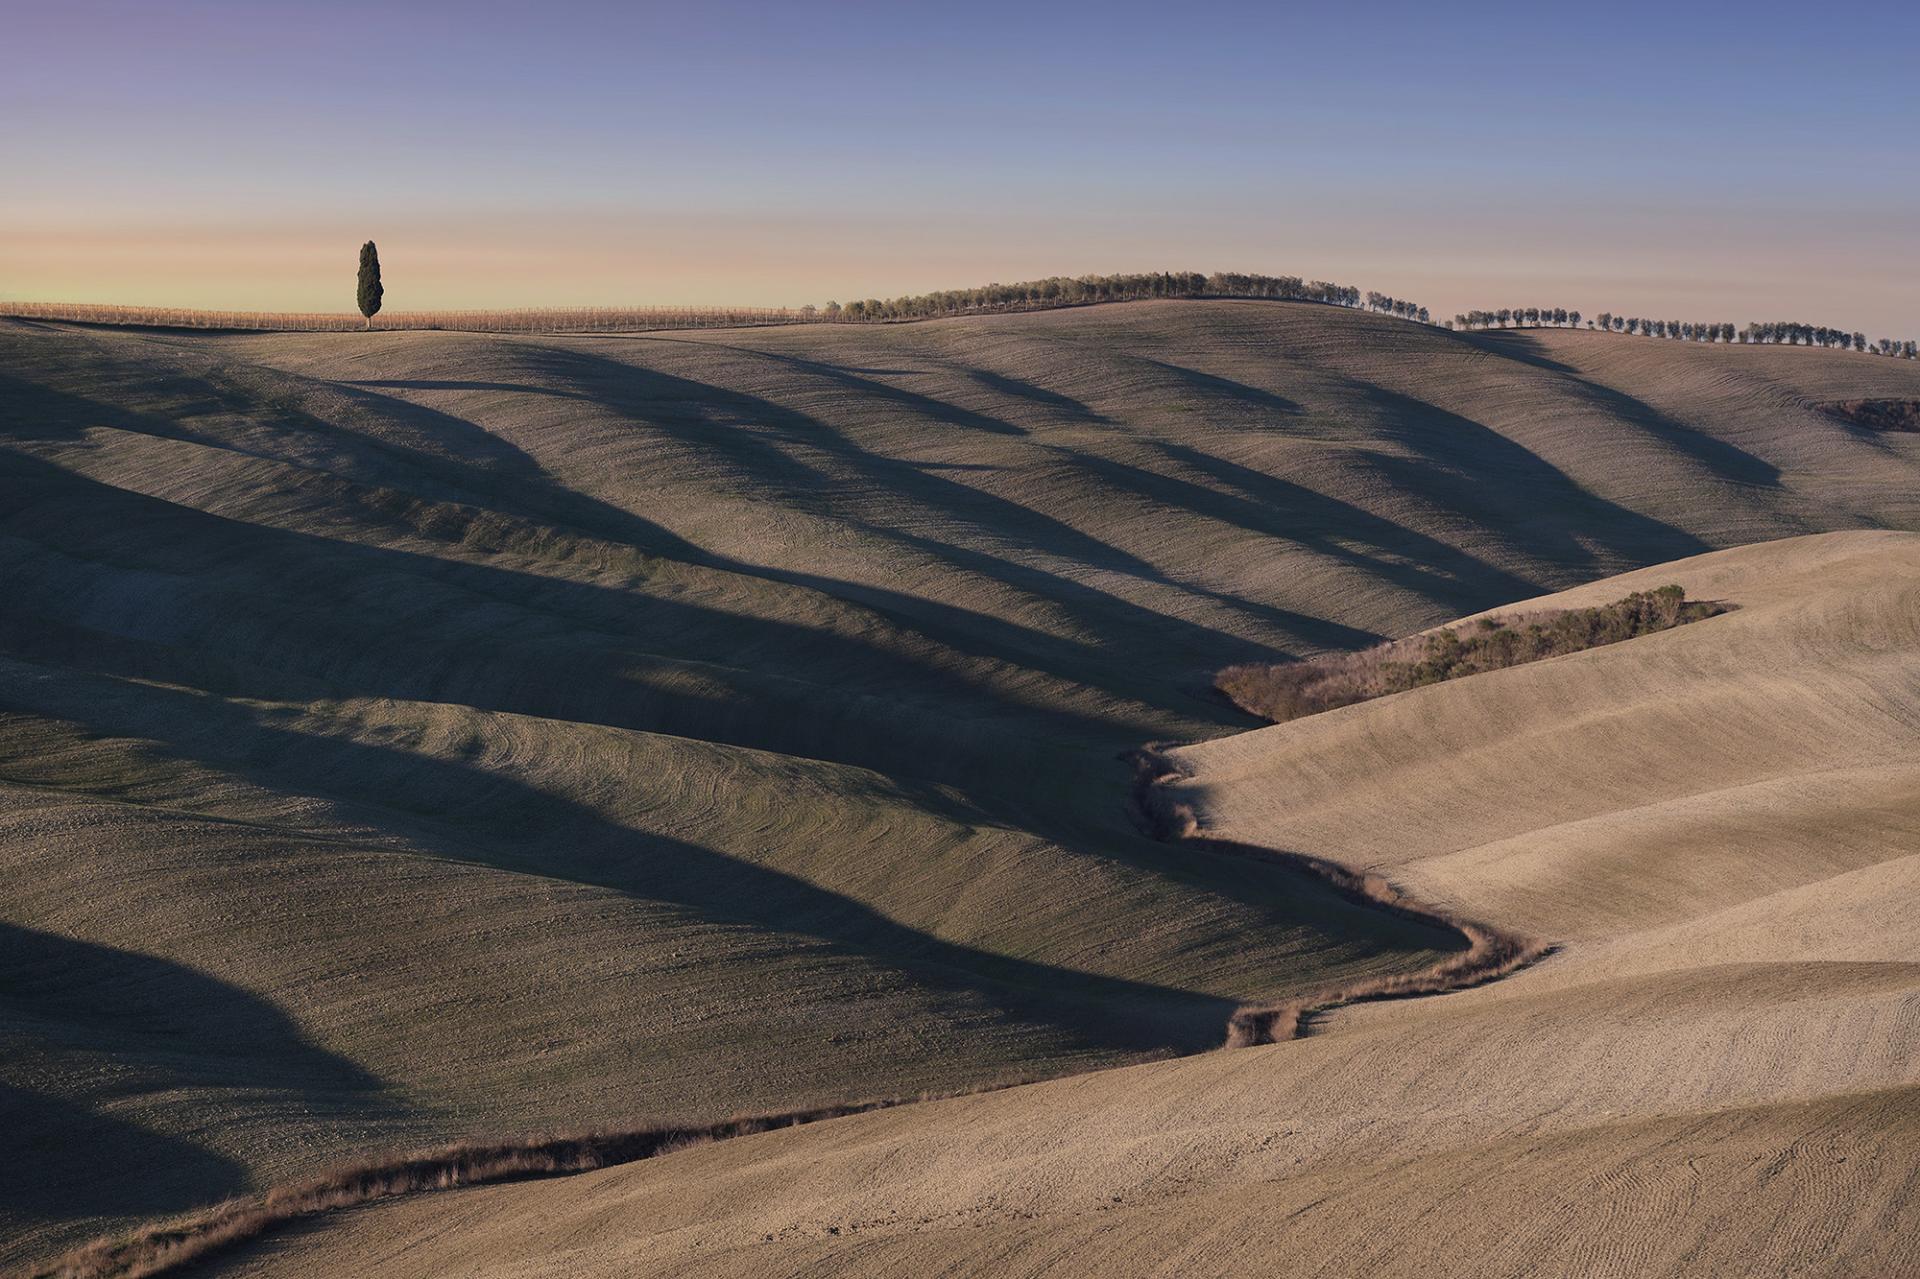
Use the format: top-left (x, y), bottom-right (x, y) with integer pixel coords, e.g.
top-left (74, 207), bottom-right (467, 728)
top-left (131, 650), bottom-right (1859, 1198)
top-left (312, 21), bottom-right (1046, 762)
top-left (357, 241), bottom-right (383, 330)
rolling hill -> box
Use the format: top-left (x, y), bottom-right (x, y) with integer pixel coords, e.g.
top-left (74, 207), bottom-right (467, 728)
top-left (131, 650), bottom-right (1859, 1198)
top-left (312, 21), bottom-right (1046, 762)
top-left (3, 299), bottom-right (1919, 1270)
top-left (203, 530), bottom-right (1920, 1279)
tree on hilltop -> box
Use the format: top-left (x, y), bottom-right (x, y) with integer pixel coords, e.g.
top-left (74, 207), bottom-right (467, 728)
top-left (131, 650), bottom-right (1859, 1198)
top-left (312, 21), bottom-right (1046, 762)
top-left (357, 241), bottom-right (383, 330)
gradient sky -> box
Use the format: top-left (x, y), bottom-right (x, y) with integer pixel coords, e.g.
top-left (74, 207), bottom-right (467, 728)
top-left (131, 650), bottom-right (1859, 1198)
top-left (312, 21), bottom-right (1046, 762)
top-left (4, 0), bottom-right (1916, 332)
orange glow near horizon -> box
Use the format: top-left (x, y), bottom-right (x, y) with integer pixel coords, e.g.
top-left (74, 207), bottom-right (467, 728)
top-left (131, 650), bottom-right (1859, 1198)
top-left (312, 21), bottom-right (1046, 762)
top-left (5, 209), bottom-right (1915, 337)
top-left (5, 4), bottom-right (1916, 335)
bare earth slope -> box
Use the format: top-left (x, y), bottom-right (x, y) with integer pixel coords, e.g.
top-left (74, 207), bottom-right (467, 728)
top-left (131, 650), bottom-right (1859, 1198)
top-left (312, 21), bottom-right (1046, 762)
top-left (214, 531), bottom-right (1920, 1279)
top-left (4, 302), bottom-right (1920, 1265)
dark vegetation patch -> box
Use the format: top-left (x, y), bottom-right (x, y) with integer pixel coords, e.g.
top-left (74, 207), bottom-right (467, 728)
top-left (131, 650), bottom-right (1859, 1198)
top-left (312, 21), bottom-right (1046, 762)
top-left (1217, 586), bottom-right (1730, 724)
top-left (1827, 399), bottom-right (1920, 433)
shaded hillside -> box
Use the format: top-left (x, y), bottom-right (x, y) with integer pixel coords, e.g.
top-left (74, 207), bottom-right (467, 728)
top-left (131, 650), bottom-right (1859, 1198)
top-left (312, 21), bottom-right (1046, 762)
top-left (4, 301), bottom-right (1920, 1264)
top-left (205, 532), bottom-right (1920, 1279)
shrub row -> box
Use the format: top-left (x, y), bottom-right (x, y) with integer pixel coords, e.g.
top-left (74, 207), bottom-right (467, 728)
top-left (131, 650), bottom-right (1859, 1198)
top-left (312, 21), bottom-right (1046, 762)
top-left (817, 271), bottom-right (1374, 321)
top-left (1218, 586), bottom-right (1729, 724)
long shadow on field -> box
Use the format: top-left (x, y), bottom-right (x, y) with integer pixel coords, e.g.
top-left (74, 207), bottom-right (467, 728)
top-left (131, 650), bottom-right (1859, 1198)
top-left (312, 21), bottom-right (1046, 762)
top-left (198, 360), bottom-right (1247, 717)
top-left (1463, 332), bottom-right (1784, 488)
top-left (1337, 382), bottom-right (1714, 573)
top-left (1450, 329), bottom-right (1585, 376)
top-left (1076, 446), bottom-right (1541, 620)
top-left (964, 367), bottom-right (1112, 424)
top-left (651, 342), bottom-right (1032, 436)
top-left (0, 351), bottom-right (715, 567)
top-left (0, 346), bottom-right (1361, 715)
top-left (2, 368), bottom-right (1206, 724)
top-left (0, 451), bottom-right (1163, 784)
top-left (0, 453), bottom-right (1267, 882)
top-left (0, 670), bottom-right (1432, 1064)
top-left (518, 347), bottom-right (1374, 661)
top-left (1125, 354), bottom-right (1306, 418)
top-left (0, 597), bottom-right (1430, 994)
top-left (0, 924), bottom-right (388, 1222)
top-left (346, 379), bottom-right (594, 400)
top-left (0, 1085), bottom-right (244, 1224)
top-left (1156, 443), bottom-right (1547, 611)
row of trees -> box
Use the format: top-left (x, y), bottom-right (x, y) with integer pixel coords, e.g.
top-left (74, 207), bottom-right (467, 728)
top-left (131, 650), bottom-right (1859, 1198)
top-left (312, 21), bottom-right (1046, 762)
top-left (1595, 315), bottom-right (1917, 355)
top-left (1453, 306), bottom-right (1917, 357)
top-left (1365, 292), bottom-right (1430, 323)
top-left (1738, 321), bottom-right (1886, 353)
top-left (1455, 308), bottom-right (1581, 330)
top-left (818, 271), bottom-right (1370, 322)
top-left (1594, 315), bottom-right (1739, 342)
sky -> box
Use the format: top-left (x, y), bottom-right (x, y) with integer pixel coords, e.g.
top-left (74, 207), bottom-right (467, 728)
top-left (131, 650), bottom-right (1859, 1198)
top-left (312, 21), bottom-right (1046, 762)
top-left (3, 0), bottom-right (1916, 333)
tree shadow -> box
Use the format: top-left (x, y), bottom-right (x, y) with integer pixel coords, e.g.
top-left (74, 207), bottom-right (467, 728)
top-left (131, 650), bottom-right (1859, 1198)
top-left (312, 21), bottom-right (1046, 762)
top-left (344, 378), bottom-right (595, 401)
top-left (1467, 332), bottom-right (1783, 488)
top-left (1334, 381), bottom-right (1714, 573)
top-left (1455, 329), bottom-right (1585, 375)
top-left (0, 342), bottom-right (713, 564)
top-left (963, 367), bottom-right (1113, 424)
top-left (1, 664), bottom-right (1457, 1068)
top-left (1079, 444), bottom-right (1537, 622)
top-left (515, 346), bottom-right (1362, 668)
top-left (629, 340), bottom-right (1033, 437)
top-left (0, 1084), bottom-right (245, 1224)
top-left (0, 451), bottom-right (1162, 788)
top-left (1, 342), bottom-right (1360, 720)
top-left (0, 923), bottom-right (388, 1223)
top-left (1126, 355), bottom-right (1305, 417)
top-left (258, 365), bottom-right (1295, 716)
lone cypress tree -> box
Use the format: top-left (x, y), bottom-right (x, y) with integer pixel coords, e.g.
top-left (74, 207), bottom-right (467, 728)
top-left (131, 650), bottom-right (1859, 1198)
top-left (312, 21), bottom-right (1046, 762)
top-left (357, 241), bottom-right (383, 329)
